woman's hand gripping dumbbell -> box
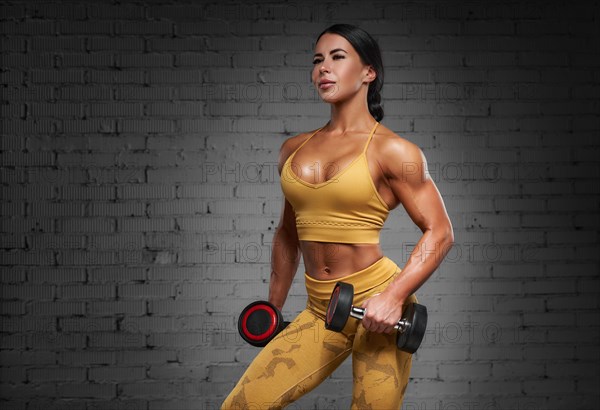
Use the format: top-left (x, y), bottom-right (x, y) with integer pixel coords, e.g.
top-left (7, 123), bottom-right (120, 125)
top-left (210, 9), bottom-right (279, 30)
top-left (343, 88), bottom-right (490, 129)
top-left (325, 282), bottom-right (428, 353)
top-left (238, 301), bottom-right (290, 347)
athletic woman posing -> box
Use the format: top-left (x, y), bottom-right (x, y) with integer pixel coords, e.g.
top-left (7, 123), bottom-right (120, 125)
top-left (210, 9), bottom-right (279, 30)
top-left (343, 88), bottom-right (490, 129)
top-left (221, 23), bottom-right (454, 409)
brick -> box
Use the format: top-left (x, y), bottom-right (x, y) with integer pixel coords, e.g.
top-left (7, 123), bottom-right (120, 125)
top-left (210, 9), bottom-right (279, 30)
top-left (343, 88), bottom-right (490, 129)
top-left (471, 346), bottom-right (523, 361)
top-left (89, 366), bottom-right (146, 382)
top-left (89, 332), bottom-right (145, 348)
top-left (492, 361), bottom-right (545, 378)
top-left (523, 312), bottom-right (576, 327)
top-left (28, 367), bottom-right (86, 382)
top-left (494, 296), bottom-right (545, 312)
top-left (87, 300), bottom-right (146, 316)
top-left (147, 364), bottom-right (207, 380)
top-left (439, 362), bottom-right (491, 379)
top-left (523, 379), bottom-right (576, 395)
top-left (473, 280), bottom-right (523, 295)
top-left (523, 345), bottom-right (576, 361)
top-left (56, 382), bottom-right (116, 399)
top-left (471, 380), bottom-right (522, 394)
top-left (0, 366), bottom-right (27, 383)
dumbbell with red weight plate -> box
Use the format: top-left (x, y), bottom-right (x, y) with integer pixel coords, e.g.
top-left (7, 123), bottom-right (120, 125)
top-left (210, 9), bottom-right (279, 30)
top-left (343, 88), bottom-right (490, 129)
top-left (238, 300), bottom-right (290, 347)
top-left (325, 282), bottom-right (427, 353)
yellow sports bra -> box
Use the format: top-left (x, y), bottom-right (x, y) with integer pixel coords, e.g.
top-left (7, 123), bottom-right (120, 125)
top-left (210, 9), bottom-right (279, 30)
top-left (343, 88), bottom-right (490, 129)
top-left (280, 121), bottom-right (390, 244)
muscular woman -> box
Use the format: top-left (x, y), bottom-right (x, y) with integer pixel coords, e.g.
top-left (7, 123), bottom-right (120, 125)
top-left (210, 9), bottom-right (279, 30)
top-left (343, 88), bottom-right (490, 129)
top-left (221, 23), bottom-right (454, 409)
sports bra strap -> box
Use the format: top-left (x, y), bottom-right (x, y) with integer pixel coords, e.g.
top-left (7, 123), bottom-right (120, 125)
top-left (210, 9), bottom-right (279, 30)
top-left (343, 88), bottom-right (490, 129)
top-left (292, 125), bottom-right (325, 155)
top-left (362, 121), bottom-right (380, 154)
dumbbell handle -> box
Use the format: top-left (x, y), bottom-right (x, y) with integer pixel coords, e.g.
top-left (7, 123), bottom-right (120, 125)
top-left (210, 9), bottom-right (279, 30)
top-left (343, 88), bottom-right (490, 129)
top-left (350, 306), bottom-right (409, 332)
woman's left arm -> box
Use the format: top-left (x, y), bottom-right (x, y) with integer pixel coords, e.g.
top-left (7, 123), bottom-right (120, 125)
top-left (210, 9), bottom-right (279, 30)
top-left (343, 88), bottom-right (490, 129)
top-left (361, 137), bottom-right (455, 334)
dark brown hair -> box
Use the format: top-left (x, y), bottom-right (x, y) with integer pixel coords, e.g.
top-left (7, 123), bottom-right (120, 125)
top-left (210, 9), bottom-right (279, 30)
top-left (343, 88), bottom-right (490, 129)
top-left (316, 24), bottom-right (384, 121)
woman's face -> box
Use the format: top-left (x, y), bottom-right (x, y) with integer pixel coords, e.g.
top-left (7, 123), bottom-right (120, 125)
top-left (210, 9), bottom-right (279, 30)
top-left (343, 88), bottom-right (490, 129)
top-left (311, 33), bottom-right (374, 103)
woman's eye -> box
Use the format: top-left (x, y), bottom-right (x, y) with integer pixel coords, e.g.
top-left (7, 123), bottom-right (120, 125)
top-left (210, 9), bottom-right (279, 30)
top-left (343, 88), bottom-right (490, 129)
top-left (312, 55), bottom-right (344, 65)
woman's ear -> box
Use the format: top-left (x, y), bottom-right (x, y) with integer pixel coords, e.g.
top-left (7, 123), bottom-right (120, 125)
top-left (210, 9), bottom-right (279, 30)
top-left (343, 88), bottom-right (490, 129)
top-left (364, 66), bottom-right (377, 84)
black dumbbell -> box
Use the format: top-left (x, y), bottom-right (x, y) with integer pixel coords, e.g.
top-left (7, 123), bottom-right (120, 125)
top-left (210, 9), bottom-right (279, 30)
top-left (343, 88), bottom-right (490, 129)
top-left (325, 282), bottom-right (427, 353)
top-left (238, 300), bottom-right (290, 347)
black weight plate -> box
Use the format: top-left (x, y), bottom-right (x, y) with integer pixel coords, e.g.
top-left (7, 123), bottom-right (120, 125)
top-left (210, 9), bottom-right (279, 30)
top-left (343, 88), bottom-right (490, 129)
top-left (325, 283), bottom-right (341, 328)
top-left (398, 303), bottom-right (428, 353)
top-left (238, 300), bottom-right (282, 347)
top-left (396, 303), bottom-right (414, 350)
top-left (325, 282), bottom-right (353, 332)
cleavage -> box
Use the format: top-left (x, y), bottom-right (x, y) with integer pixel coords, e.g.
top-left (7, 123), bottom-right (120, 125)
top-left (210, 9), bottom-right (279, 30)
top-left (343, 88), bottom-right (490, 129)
top-left (292, 150), bottom-right (361, 185)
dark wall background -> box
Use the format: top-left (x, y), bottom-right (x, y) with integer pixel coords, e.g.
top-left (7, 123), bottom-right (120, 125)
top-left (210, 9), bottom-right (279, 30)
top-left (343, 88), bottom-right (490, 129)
top-left (1, 0), bottom-right (599, 409)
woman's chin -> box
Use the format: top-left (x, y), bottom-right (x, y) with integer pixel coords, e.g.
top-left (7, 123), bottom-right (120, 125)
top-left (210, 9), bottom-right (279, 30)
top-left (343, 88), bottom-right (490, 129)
top-left (317, 90), bottom-right (343, 104)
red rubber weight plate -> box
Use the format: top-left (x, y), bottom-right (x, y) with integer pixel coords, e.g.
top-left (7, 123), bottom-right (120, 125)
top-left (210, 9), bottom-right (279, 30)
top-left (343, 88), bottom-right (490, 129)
top-left (325, 282), bottom-right (353, 331)
top-left (326, 285), bottom-right (341, 326)
top-left (240, 303), bottom-right (278, 342)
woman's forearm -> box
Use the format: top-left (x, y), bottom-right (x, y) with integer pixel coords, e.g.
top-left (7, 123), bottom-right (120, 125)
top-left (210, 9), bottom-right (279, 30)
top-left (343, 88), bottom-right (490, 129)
top-left (268, 227), bottom-right (301, 310)
top-left (386, 227), bottom-right (455, 303)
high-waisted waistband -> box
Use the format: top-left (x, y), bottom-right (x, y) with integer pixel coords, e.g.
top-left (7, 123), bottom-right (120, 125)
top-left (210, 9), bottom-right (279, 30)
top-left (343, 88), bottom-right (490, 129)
top-left (304, 256), bottom-right (403, 318)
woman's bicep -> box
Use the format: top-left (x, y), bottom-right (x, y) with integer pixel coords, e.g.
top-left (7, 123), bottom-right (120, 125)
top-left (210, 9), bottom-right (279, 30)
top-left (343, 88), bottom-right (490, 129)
top-left (385, 141), bottom-right (453, 236)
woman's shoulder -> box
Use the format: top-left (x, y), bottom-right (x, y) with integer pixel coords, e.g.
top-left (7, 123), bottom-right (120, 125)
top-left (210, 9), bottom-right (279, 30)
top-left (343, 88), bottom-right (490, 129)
top-left (372, 123), bottom-right (427, 175)
top-left (374, 123), bottom-right (421, 153)
top-left (281, 129), bottom-right (313, 149)
top-left (276, 128), bottom-right (320, 174)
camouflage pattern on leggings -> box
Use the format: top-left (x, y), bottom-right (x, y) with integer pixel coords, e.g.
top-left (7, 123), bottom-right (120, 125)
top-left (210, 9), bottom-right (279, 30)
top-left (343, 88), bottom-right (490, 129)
top-left (221, 257), bottom-right (418, 410)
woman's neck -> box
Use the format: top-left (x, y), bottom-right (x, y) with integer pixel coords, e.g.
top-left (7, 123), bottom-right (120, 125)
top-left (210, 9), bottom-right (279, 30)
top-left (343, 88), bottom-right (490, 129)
top-left (326, 93), bottom-right (375, 132)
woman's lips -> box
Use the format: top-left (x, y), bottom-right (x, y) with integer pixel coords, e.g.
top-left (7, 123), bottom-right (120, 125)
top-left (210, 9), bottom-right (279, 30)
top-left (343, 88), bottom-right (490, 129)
top-left (319, 81), bottom-right (336, 90)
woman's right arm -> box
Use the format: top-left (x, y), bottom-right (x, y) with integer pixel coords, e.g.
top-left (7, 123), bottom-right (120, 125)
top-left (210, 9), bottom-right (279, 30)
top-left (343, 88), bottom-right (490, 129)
top-left (268, 138), bottom-right (302, 311)
top-left (268, 198), bottom-right (301, 311)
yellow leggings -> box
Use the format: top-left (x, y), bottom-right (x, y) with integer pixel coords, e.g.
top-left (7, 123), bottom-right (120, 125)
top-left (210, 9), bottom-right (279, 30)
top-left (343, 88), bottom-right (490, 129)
top-left (221, 256), bottom-right (418, 410)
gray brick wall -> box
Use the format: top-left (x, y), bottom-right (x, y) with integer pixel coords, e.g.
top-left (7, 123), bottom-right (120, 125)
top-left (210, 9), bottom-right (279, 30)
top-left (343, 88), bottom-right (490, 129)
top-left (1, 0), bottom-right (599, 409)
